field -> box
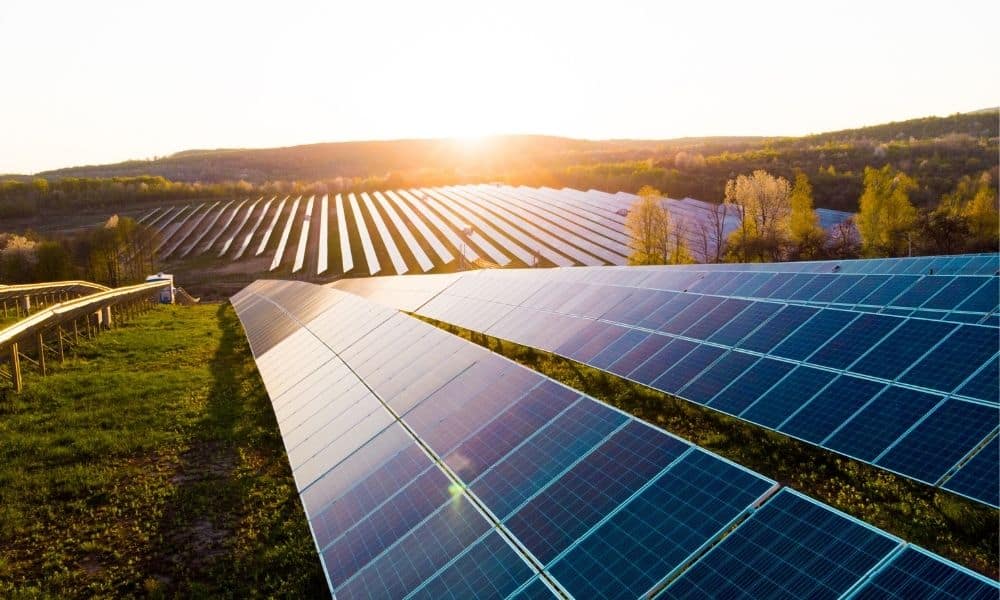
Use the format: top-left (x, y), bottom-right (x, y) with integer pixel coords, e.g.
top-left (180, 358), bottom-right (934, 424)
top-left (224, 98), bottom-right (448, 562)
top-left (0, 304), bottom-right (326, 598)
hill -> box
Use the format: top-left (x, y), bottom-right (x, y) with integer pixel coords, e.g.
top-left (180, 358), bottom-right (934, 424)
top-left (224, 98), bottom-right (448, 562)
top-left (27, 110), bottom-right (997, 212)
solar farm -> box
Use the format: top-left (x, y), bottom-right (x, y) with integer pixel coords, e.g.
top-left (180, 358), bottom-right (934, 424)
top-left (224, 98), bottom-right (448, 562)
top-left (227, 250), bottom-right (999, 598)
top-left (4, 191), bottom-right (997, 598)
top-left (140, 185), bottom-right (851, 282)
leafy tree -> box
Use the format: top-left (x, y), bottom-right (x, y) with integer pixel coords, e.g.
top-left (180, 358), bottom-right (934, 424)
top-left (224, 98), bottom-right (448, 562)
top-left (625, 186), bottom-right (670, 265)
top-left (960, 173), bottom-right (998, 251)
top-left (856, 165), bottom-right (918, 257)
top-left (788, 172), bottom-right (826, 259)
top-left (724, 170), bottom-right (791, 262)
top-left (34, 241), bottom-right (75, 281)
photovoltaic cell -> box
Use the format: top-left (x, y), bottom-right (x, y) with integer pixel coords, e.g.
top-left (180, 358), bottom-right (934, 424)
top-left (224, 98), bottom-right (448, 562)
top-left (900, 325), bottom-right (998, 394)
top-left (808, 314), bottom-right (901, 370)
top-left (708, 358), bottom-right (795, 416)
top-left (850, 319), bottom-right (957, 380)
top-left (941, 437), bottom-right (999, 507)
top-left (778, 376), bottom-right (886, 444)
top-left (505, 421), bottom-right (687, 564)
top-left (547, 450), bottom-right (773, 600)
top-left (737, 304), bottom-right (817, 353)
top-left (876, 400), bottom-right (999, 485)
top-left (679, 351), bottom-right (760, 405)
top-left (852, 547), bottom-right (998, 600)
top-left (662, 489), bottom-right (899, 600)
top-left (740, 367), bottom-right (836, 428)
top-left (824, 387), bottom-right (942, 462)
top-left (408, 532), bottom-right (536, 600)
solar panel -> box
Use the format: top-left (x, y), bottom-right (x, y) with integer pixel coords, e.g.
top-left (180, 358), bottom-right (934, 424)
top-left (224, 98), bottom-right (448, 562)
top-left (291, 195), bottom-right (315, 273)
top-left (383, 190), bottom-right (455, 265)
top-left (233, 280), bottom-right (998, 597)
top-left (662, 489), bottom-right (900, 600)
top-left (372, 190), bottom-right (434, 272)
top-left (316, 194), bottom-right (329, 274)
top-left (219, 197), bottom-right (261, 257)
top-left (360, 191), bottom-right (408, 275)
top-left (255, 196), bottom-right (287, 256)
top-left (234, 197), bottom-right (274, 260)
top-left (179, 199), bottom-right (234, 258)
top-left (850, 546), bottom-right (998, 599)
top-left (334, 194), bottom-right (353, 273)
top-left (269, 196), bottom-right (300, 271)
top-left (347, 193), bottom-right (380, 275)
top-left (201, 198), bottom-right (247, 255)
top-left (350, 261), bottom-right (999, 507)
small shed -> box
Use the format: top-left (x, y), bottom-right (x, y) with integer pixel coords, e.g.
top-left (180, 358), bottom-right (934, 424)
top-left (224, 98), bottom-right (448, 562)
top-left (145, 273), bottom-right (175, 304)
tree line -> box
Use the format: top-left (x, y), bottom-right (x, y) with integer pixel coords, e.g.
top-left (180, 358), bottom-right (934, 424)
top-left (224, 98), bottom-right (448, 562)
top-left (0, 216), bottom-right (158, 286)
top-left (625, 168), bottom-right (998, 265)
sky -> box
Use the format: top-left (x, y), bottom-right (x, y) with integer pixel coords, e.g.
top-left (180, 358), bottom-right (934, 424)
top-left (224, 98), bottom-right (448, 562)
top-left (1, 0), bottom-right (997, 174)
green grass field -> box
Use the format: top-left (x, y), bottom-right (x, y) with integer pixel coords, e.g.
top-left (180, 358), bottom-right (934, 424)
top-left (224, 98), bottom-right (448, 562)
top-left (0, 304), bottom-right (326, 598)
top-left (423, 318), bottom-right (999, 579)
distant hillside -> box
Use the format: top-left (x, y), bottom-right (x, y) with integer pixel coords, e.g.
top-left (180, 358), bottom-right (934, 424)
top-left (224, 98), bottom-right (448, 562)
top-left (16, 109), bottom-right (1000, 213)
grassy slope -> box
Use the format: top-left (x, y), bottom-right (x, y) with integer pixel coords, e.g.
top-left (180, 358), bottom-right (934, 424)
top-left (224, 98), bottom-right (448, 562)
top-left (0, 304), bottom-right (326, 598)
top-left (422, 319), bottom-right (999, 579)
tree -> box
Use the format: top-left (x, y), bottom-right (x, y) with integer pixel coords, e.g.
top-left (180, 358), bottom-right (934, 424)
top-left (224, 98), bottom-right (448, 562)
top-left (724, 170), bottom-right (791, 262)
top-left (856, 165), bottom-right (917, 257)
top-left (34, 241), bottom-right (75, 281)
top-left (625, 186), bottom-right (670, 265)
top-left (693, 202), bottom-right (735, 263)
top-left (960, 173), bottom-right (998, 251)
top-left (788, 172), bottom-right (826, 259)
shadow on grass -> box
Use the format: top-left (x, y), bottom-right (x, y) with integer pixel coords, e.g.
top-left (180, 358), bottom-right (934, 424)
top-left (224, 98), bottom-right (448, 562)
top-left (147, 304), bottom-right (326, 597)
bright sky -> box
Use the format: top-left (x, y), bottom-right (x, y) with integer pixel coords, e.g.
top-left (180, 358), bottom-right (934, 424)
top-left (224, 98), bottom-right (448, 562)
top-left (1, 0), bottom-right (997, 174)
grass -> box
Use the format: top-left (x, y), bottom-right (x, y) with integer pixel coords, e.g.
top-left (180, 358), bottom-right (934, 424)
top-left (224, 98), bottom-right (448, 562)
top-left (0, 304), bottom-right (326, 598)
top-left (421, 317), bottom-right (1000, 580)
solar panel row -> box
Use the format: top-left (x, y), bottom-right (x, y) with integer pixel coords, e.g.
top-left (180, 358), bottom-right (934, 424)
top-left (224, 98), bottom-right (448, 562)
top-left (140, 185), bottom-right (860, 276)
top-left (231, 279), bottom-right (998, 599)
top-left (394, 264), bottom-right (999, 508)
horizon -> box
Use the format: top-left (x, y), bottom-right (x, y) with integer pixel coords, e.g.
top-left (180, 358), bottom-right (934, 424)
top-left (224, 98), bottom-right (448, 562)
top-left (2, 0), bottom-right (999, 174)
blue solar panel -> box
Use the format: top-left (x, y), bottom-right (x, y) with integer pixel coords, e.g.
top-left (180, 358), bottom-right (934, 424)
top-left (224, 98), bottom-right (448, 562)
top-left (922, 277), bottom-right (988, 311)
top-left (471, 399), bottom-right (627, 519)
top-left (589, 329), bottom-right (649, 370)
top-left (662, 489), bottom-right (900, 600)
top-left (941, 436), bottom-right (999, 507)
top-left (811, 274), bottom-right (864, 302)
top-left (505, 421), bottom-right (687, 564)
top-left (957, 356), bottom-right (999, 404)
top-left (824, 387), bottom-right (942, 462)
top-left (957, 277), bottom-right (999, 313)
top-left (237, 260), bottom-right (1000, 598)
top-left (606, 333), bottom-right (670, 377)
top-left (852, 546), bottom-right (998, 600)
top-left (787, 273), bottom-right (837, 300)
top-left (408, 532), bottom-right (536, 600)
top-left (444, 380), bottom-right (579, 482)
top-left (629, 338), bottom-right (698, 385)
top-left (778, 376), bottom-right (886, 444)
top-left (770, 309), bottom-right (858, 361)
top-left (507, 577), bottom-right (557, 599)
top-left (707, 358), bottom-right (796, 416)
top-left (834, 275), bottom-right (890, 304)
top-left (679, 351), bottom-right (760, 405)
top-left (860, 275), bottom-right (919, 306)
top-left (893, 276), bottom-right (955, 308)
top-left (875, 400), bottom-right (999, 484)
top-left (741, 367), bottom-right (837, 428)
top-left (851, 319), bottom-right (957, 380)
top-left (334, 496), bottom-right (491, 599)
top-left (738, 304), bottom-right (817, 353)
top-left (546, 450), bottom-right (773, 599)
top-left (682, 298), bottom-right (752, 340)
top-left (900, 325), bottom-right (999, 394)
top-left (809, 314), bottom-right (902, 370)
top-left (652, 344), bottom-right (726, 394)
top-left (708, 301), bottom-right (783, 346)
top-left (660, 295), bottom-right (725, 334)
